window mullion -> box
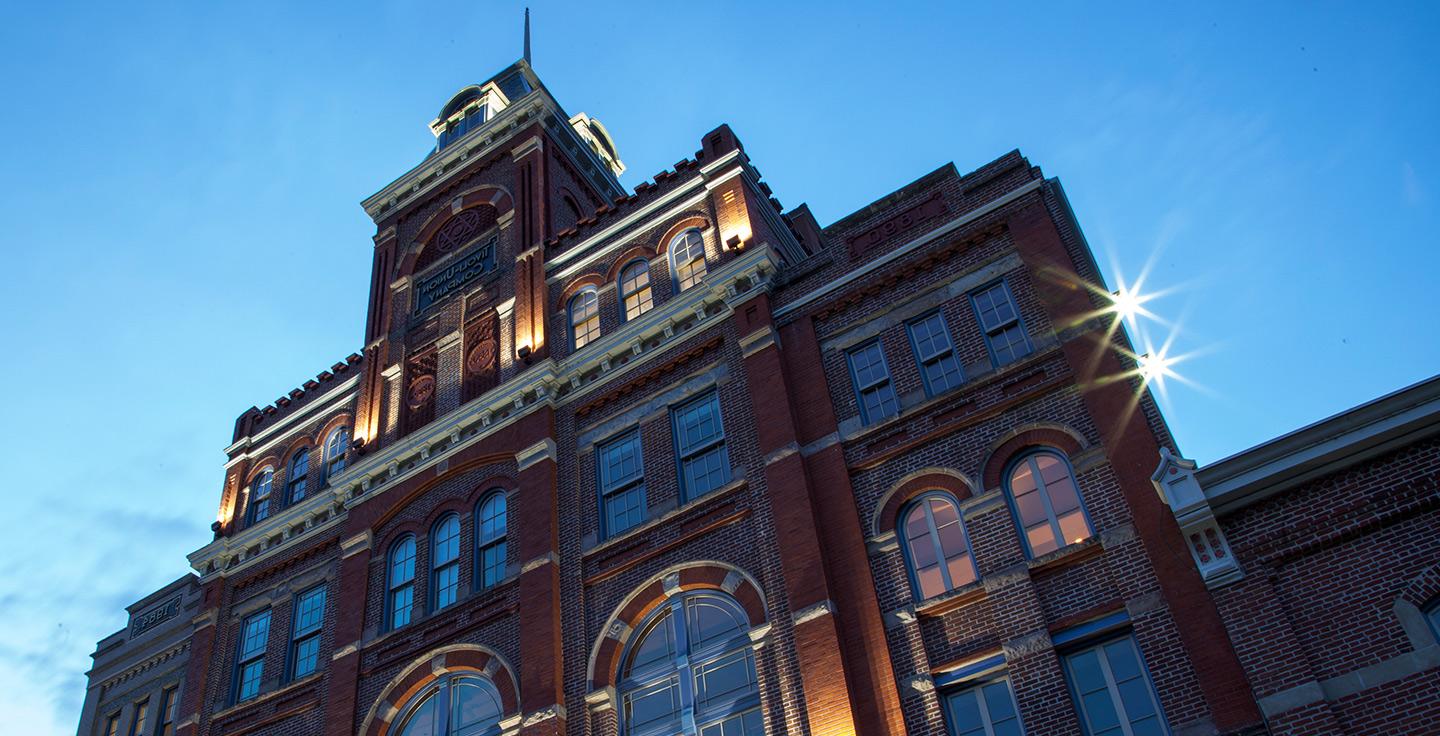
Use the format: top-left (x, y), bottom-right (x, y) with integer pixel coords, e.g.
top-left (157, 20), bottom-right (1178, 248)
top-left (1096, 647), bottom-right (1136, 736)
top-left (1030, 456), bottom-right (1065, 548)
top-left (921, 500), bottom-right (952, 591)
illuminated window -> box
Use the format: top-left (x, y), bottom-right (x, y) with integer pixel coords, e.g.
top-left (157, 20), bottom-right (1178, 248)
top-left (234, 610), bottom-right (271, 702)
top-left (908, 311), bottom-right (964, 396)
top-left (393, 673), bottom-right (505, 736)
top-left (620, 591), bottom-right (763, 736)
top-left (599, 430), bottom-right (646, 538)
top-left (669, 229), bottom-right (708, 292)
top-left (289, 585), bottom-right (326, 680)
top-left (900, 493), bottom-right (978, 600)
top-left (672, 391), bottom-right (729, 501)
top-left (620, 260), bottom-right (655, 321)
top-left (287, 449), bottom-right (309, 503)
top-left (1006, 450), bottom-right (1093, 557)
top-left (324, 427), bottom-right (349, 480)
top-left (431, 514), bottom-right (462, 611)
top-left (388, 536), bottom-right (417, 629)
top-left (570, 288), bottom-right (601, 350)
top-left (157, 686), bottom-right (178, 736)
top-left (248, 468), bottom-right (274, 525)
top-left (847, 340), bottom-right (899, 424)
top-left (104, 713), bottom-right (119, 736)
top-left (971, 281), bottom-right (1032, 368)
top-left (944, 675), bottom-right (1025, 736)
top-left (126, 698), bottom-right (148, 736)
top-left (475, 491), bottom-right (508, 591)
top-left (1063, 636), bottom-right (1168, 736)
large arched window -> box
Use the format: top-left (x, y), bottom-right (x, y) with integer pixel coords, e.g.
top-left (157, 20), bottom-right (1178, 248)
top-left (324, 427), bottom-right (349, 480)
top-left (619, 260), bottom-right (654, 322)
top-left (570, 288), bottom-right (601, 350)
top-left (1006, 449), bottom-right (1093, 557)
top-left (620, 591), bottom-right (763, 735)
top-left (388, 536), bottom-right (417, 630)
top-left (287, 449), bottom-right (310, 503)
top-left (668, 229), bottom-right (708, 292)
top-left (248, 468), bottom-right (274, 524)
top-left (475, 492), bottom-right (507, 592)
top-left (900, 492), bottom-right (977, 600)
top-left (431, 514), bottom-right (462, 611)
top-left (392, 673), bottom-right (505, 736)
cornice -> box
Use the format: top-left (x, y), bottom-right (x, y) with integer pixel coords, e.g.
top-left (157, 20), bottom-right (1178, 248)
top-left (224, 376), bottom-right (361, 461)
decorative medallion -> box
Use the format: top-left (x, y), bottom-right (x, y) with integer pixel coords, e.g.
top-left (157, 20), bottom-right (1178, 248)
top-left (433, 209), bottom-right (487, 252)
top-left (467, 339), bottom-right (497, 374)
top-left (407, 375), bottom-right (436, 409)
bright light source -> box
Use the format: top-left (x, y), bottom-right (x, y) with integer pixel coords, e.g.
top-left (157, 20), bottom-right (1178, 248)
top-left (1137, 351), bottom-right (1176, 384)
top-left (1109, 286), bottom-right (1155, 324)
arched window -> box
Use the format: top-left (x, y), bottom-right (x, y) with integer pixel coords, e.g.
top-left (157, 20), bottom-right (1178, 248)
top-left (620, 591), bottom-right (762, 735)
top-left (1006, 450), bottom-right (1093, 557)
top-left (668, 229), bottom-right (707, 292)
top-left (388, 536), bottom-right (417, 630)
top-left (431, 515), bottom-right (462, 611)
top-left (900, 492), bottom-right (977, 600)
top-left (392, 673), bottom-right (505, 736)
top-left (619, 260), bottom-right (654, 322)
top-left (570, 288), bottom-right (601, 350)
top-left (287, 449), bottom-right (310, 503)
top-left (324, 427), bottom-right (349, 480)
top-left (475, 492), bottom-right (508, 592)
top-left (248, 468), bottom-right (274, 524)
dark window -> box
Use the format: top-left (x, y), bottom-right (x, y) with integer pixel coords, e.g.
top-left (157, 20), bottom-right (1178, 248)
top-left (392, 673), bottom-right (505, 736)
top-left (248, 468), bottom-right (274, 525)
top-left (156, 686), bottom-right (177, 736)
top-left (570, 288), bottom-right (601, 350)
top-left (847, 340), bottom-right (899, 424)
top-left (289, 585), bottom-right (326, 680)
top-left (908, 311), bottom-right (965, 395)
top-left (476, 492), bottom-right (508, 591)
top-left (287, 449), bottom-right (309, 503)
top-left (1006, 450), bottom-right (1093, 557)
top-left (324, 427), bottom-right (349, 480)
top-left (971, 280), bottom-right (1031, 367)
top-left (1063, 635), bottom-right (1169, 736)
top-left (598, 430), bottom-right (646, 538)
top-left (900, 493), bottom-right (978, 600)
top-left (620, 592), bottom-right (762, 736)
top-left (235, 610), bottom-right (271, 702)
top-left (127, 699), bottom-right (149, 736)
top-left (431, 515), bottom-right (462, 611)
top-left (944, 675), bottom-right (1025, 736)
top-left (1425, 599), bottom-right (1440, 641)
top-left (388, 536), bottom-right (417, 629)
top-left (671, 391), bottom-right (730, 501)
top-left (620, 260), bottom-right (655, 322)
top-left (669, 229), bottom-right (708, 291)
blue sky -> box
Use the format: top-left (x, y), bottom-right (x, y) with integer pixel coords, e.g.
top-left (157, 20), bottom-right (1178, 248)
top-left (1, 2), bottom-right (1436, 733)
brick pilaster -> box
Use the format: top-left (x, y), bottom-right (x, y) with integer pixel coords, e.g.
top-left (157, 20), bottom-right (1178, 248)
top-left (514, 410), bottom-right (565, 735)
top-left (321, 530), bottom-right (374, 736)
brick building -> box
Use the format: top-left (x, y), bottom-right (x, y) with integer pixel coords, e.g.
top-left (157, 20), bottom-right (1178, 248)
top-left (73, 54), bottom-right (1436, 736)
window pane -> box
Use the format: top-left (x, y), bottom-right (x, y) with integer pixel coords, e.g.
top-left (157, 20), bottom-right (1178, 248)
top-left (1046, 475), bottom-right (1082, 514)
top-left (1058, 511), bottom-right (1092, 547)
top-left (480, 541), bottom-right (506, 589)
top-left (907, 527), bottom-right (938, 568)
top-left (238, 660), bottom-right (264, 700)
top-left (1104, 639), bottom-right (1142, 681)
top-left (621, 262), bottom-right (654, 320)
top-left (991, 324), bottom-right (1030, 365)
top-left (693, 649), bottom-right (757, 709)
top-left (452, 678), bottom-right (503, 729)
top-left (682, 446), bottom-right (730, 498)
top-left (983, 681), bottom-right (1023, 733)
top-left (391, 585), bottom-right (414, 628)
top-left (947, 554), bottom-right (977, 588)
top-left (915, 564), bottom-right (944, 599)
top-left (571, 290), bottom-right (600, 349)
top-left (292, 635), bottom-right (319, 678)
top-left (628, 610), bottom-right (676, 675)
top-left (600, 433), bottom-right (643, 489)
top-left (945, 688), bottom-right (986, 736)
top-left (1026, 523), bottom-right (1058, 556)
top-left (397, 692), bottom-right (438, 736)
top-left (862, 383), bottom-right (899, 421)
top-left (433, 516), bottom-right (460, 565)
top-left (687, 598), bottom-right (747, 649)
top-left (1013, 488), bottom-right (1045, 526)
top-left (605, 484), bottom-right (646, 535)
top-left (478, 494), bottom-right (506, 544)
top-left (1010, 462), bottom-right (1037, 494)
top-left (240, 612), bottom-right (270, 659)
top-left (434, 564), bottom-right (459, 609)
top-left (625, 678), bottom-right (681, 733)
top-left (294, 587), bottom-right (326, 635)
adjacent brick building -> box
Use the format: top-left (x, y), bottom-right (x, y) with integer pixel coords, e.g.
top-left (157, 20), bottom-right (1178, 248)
top-left (73, 55), bottom-right (1438, 736)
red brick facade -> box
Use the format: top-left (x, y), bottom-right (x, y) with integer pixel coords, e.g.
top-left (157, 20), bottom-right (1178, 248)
top-left (79, 57), bottom-right (1439, 736)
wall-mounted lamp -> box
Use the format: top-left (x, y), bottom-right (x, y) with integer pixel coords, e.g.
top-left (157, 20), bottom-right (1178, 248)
top-left (518, 345), bottom-right (533, 365)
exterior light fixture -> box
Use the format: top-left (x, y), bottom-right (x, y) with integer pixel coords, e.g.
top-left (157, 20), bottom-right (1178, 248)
top-left (518, 345), bottom-right (533, 364)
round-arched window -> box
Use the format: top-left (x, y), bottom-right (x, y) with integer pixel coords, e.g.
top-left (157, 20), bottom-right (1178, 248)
top-left (569, 288), bottom-right (601, 350)
top-left (620, 591), bottom-right (762, 735)
top-left (393, 673), bottom-right (505, 736)
top-left (619, 260), bottom-right (654, 321)
top-left (899, 492), bottom-right (977, 600)
top-left (325, 426), bottom-right (350, 480)
top-left (1006, 449), bottom-right (1093, 557)
top-left (668, 229), bottom-right (707, 292)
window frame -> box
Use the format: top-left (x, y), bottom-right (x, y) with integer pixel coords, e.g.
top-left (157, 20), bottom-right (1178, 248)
top-left (969, 279), bottom-right (1032, 369)
top-left (475, 491), bottom-right (508, 592)
top-left (287, 584), bottom-right (327, 681)
top-left (1002, 449), bottom-right (1095, 558)
top-left (898, 491), bottom-right (979, 602)
top-left (286, 449), bottom-right (310, 504)
top-left (233, 609), bottom-right (272, 703)
top-left (127, 697), bottom-right (149, 736)
top-left (597, 429), bottom-right (647, 540)
top-left (104, 713), bottom-right (120, 736)
top-left (1061, 634), bottom-right (1170, 736)
top-left (845, 339), bottom-right (900, 425)
top-left (248, 467), bottom-right (274, 525)
top-left (569, 287), bottom-right (602, 351)
top-left (324, 427), bottom-right (349, 481)
top-left (430, 514), bottom-right (462, 613)
top-left (941, 672), bottom-right (1026, 736)
top-left (155, 685), bottom-right (178, 736)
top-left (670, 390), bottom-right (730, 503)
top-left (906, 310), bottom-right (965, 397)
top-left (390, 672), bottom-right (506, 736)
top-left (668, 228), bottom-right (708, 292)
top-left (387, 535), bottom-right (418, 631)
top-left (619, 259), bottom-right (655, 323)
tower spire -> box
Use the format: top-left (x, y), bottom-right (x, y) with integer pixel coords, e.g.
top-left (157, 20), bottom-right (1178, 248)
top-left (523, 8), bottom-right (532, 64)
